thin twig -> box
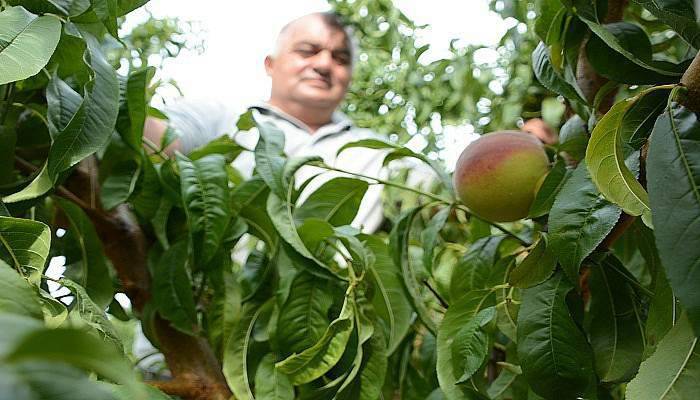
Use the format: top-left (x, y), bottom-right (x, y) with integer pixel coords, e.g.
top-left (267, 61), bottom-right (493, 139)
top-left (423, 279), bottom-right (448, 308)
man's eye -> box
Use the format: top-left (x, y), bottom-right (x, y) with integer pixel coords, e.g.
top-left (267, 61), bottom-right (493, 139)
top-left (334, 55), bottom-right (351, 65)
top-left (296, 49), bottom-right (317, 57)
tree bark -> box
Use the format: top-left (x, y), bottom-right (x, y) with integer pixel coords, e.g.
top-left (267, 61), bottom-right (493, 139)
top-left (16, 157), bottom-right (233, 400)
top-left (680, 52), bottom-right (700, 112)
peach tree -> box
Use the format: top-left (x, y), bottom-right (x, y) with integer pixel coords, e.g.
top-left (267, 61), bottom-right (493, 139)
top-left (1, 0), bottom-right (700, 400)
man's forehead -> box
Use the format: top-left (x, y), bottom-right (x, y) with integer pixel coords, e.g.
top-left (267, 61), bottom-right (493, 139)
top-left (278, 14), bottom-right (350, 50)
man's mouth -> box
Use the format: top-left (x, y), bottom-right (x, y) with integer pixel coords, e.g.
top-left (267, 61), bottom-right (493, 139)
top-left (303, 77), bottom-right (331, 87)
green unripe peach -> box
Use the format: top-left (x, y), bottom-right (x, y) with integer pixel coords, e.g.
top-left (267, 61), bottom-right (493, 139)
top-left (453, 131), bottom-right (550, 222)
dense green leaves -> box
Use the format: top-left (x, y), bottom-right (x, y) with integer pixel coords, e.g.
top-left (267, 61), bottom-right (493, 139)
top-left (516, 273), bottom-right (594, 399)
top-left (647, 103), bottom-right (700, 334)
top-left (532, 42), bottom-right (587, 105)
top-left (389, 205), bottom-right (437, 335)
top-left (151, 240), bottom-right (197, 335)
top-left (449, 235), bottom-right (505, 300)
top-left (177, 154), bottom-right (231, 265)
top-left (276, 296), bottom-right (355, 385)
top-left (46, 32), bottom-right (119, 180)
top-left (437, 289), bottom-right (495, 400)
top-left (0, 7), bottom-right (61, 85)
top-left (276, 272), bottom-right (334, 355)
top-left (548, 162), bottom-right (621, 283)
top-left (633, 0), bottom-right (700, 49)
top-left (627, 314), bottom-right (700, 399)
top-left (508, 236), bottom-right (557, 289)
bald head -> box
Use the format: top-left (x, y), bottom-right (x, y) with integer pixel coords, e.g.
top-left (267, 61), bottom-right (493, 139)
top-left (264, 12), bottom-right (354, 132)
top-left (271, 12), bottom-right (355, 64)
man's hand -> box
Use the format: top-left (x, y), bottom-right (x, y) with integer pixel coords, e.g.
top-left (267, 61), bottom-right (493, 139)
top-left (143, 116), bottom-right (182, 156)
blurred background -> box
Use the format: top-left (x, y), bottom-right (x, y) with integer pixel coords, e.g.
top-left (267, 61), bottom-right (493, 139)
top-left (117, 0), bottom-right (552, 170)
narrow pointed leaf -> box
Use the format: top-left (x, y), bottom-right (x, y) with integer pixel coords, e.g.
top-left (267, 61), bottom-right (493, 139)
top-left (587, 256), bottom-right (645, 382)
top-left (276, 296), bottom-right (354, 385)
top-left (255, 354), bottom-right (294, 400)
top-left (294, 177), bottom-right (368, 226)
top-left (151, 241), bottom-right (197, 335)
top-left (516, 272), bottom-right (594, 399)
top-left (548, 161), bottom-right (621, 283)
top-left (647, 103), bottom-right (700, 334)
top-left (365, 235), bottom-right (412, 354)
top-left (177, 154), bottom-right (230, 265)
top-left (626, 314), bottom-right (700, 399)
top-left (56, 198), bottom-right (113, 309)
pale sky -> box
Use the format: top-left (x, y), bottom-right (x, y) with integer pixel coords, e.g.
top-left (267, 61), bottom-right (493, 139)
top-left (124, 1), bottom-right (510, 110)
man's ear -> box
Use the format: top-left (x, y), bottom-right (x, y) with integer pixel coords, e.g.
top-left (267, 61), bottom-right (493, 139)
top-left (264, 55), bottom-right (274, 77)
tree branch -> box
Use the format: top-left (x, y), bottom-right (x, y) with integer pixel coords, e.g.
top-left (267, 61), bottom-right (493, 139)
top-left (680, 51), bottom-right (700, 112)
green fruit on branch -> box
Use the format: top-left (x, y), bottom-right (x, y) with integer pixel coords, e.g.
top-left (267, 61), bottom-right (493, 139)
top-left (453, 131), bottom-right (550, 222)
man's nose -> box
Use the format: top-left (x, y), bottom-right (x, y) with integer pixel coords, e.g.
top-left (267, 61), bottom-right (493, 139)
top-left (312, 50), bottom-right (333, 74)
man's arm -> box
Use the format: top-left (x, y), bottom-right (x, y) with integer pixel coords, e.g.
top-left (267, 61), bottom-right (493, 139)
top-left (143, 116), bottom-right (183, 156)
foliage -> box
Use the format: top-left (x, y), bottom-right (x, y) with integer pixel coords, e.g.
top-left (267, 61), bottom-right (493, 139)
top-left (1, 0), bottom-right (700, 400)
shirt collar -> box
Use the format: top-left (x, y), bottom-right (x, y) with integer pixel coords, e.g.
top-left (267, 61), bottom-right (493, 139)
top-left (249, 102), bottom-right (353, 143)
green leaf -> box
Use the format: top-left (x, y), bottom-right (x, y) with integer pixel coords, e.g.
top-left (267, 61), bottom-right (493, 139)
top-left (364, 235), bottom-right (412, 355)
top-left (92, 0), bottom-right (119, 37)
top-left (437, 289), bottom-right (495, 400)
top-left (100, 159), bottom-right (140, 210)
top-left (177, 153), bottom-right (231, 265)
top-left (277, 272), bottom-right (334, 355)
top-left (586, 255), bottom-right (645, 382)
top-left (548, 161), bottom-right (621, 283)
top-left (451, 307), bottom-right (495, 383)
top-left (0, 260), bottom-right (43, 319)
top-left (337, 138), bottom-right (453, 194)
top-left (0, 216), bottom-right (51, 277)
top-left (645, 266), bottom-right (676, 359)
top-left (449, 236), bottom-right (505, 301)
top-left (633, 0), bottom-right (700, 49)
top-left (586, 97), bottom-right (652, 223)
top-left (9, 0), bottom-right (91, 17)
top-left (558, 115), bottom-right (589, 162)
top-left (60, 279), bottom-right (123, 353)
top-left (56, 198), bottom-right (113, 308)
top-left (47, 32), bottom-right (119, 180)
top-left (46, 73), bottom-right (83, 135)
top-left (232, 177), bottom-right (278, 249)
top-left (389, 205), bottom-right (436, 335)
top-left (622, 89), bottom-right (669, 149)
top-left (276, 295), bottom-right (355, 385)
top-left (267, 192), bottom-right (339, 280)
top-left (151, 240), bottom-right (197, 335)
top-left (532, 42), bottom-right (587, 104)
top-left (516, 272), bottom-right (594, 399)
top-left (578, 15), bottom-right (685, 77)
top-left (0, 7), bottom-right (61, 85)
top-left (509, 236), bottom-right (557, 289)
top-left (189, 135), bottom-right (244, 163)
top-left (294, 177), bottom-right (368, 227)
top-left (528, 159), bottom-right (572, 218)
top-left (223, 302), bottom-right (265, 400)
top-left (626, 313), bottom-right (700, 399)
top-left (4, 361), bottom-right (117, 400)
top-left (121, 67), bottom-right (155, 150)
top-left (586, 22), bottom-right (682, 84)
top-left (647, 103), bottom-right (700, 334)
top-left (1, 163), bottom-right (54, 204)
top-left (5, 327), bottom-right (139, 390)
top-left (131, 155), bottom-right (162, 219)
top-left (422, 206), bottom-right (450, 273)
top-left (255, 120), bottom-right (287, 198)
top-left (255, 354), bottom-right (294, 400)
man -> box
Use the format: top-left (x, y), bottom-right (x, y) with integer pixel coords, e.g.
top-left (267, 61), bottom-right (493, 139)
top-left (144, 12), bottom-right (402, 232)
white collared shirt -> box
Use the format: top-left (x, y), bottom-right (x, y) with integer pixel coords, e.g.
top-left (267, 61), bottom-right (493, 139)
top-left (163, 99), bottom-right (388, 232)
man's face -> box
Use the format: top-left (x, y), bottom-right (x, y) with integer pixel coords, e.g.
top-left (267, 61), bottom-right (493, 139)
top-left (266, 16), bottom-right (352, 111)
